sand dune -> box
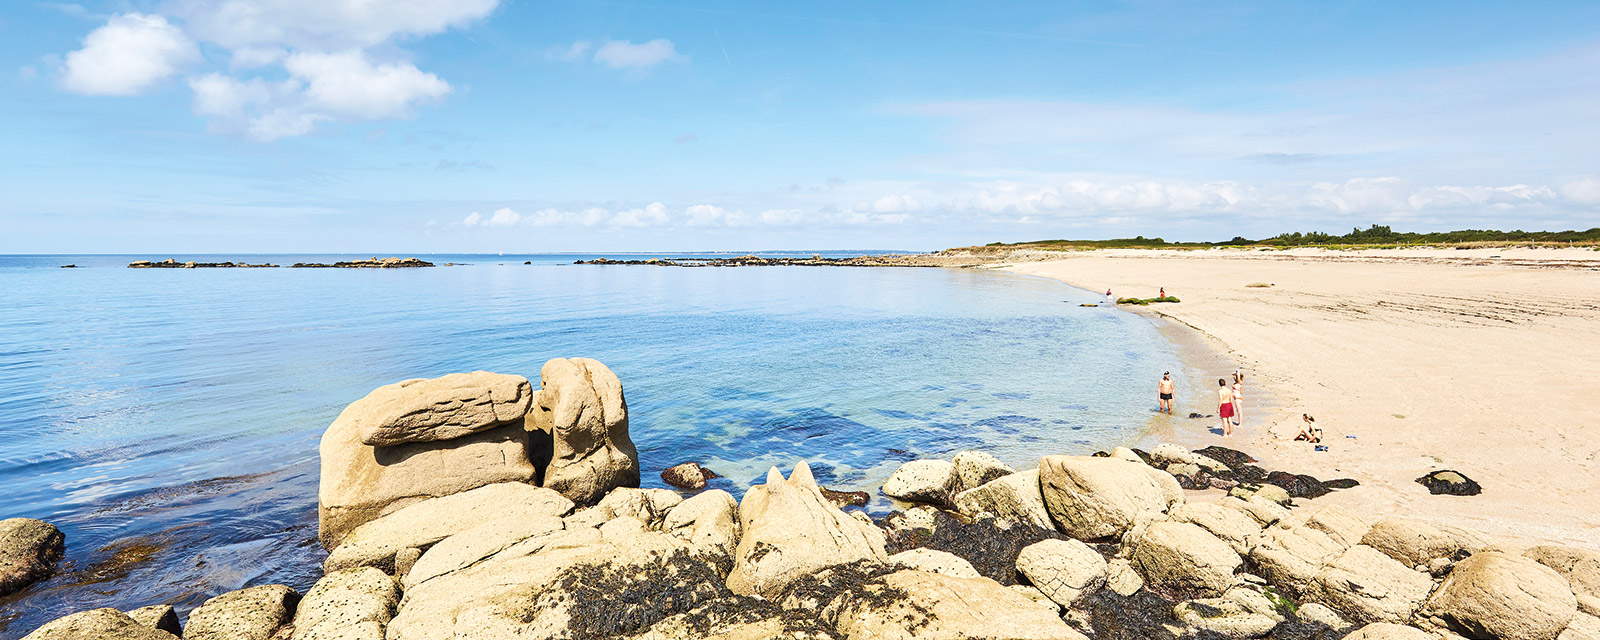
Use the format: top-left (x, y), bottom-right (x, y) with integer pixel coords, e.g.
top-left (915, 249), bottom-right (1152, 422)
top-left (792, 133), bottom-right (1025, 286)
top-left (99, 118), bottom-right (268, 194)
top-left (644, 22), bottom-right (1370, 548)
top-left (1008, 247), bottom-right (1600, 549)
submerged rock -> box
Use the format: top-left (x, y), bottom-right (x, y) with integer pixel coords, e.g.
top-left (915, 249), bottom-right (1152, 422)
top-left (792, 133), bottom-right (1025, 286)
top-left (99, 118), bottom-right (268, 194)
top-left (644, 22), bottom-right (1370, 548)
top-left (820, 488), bottom-right (870, 508)
top-left (661, 462), bottom-right (719, 490)
top-left (21, 608), bottom-right (178, 640)
top-left (1416, 470), bottom-right (1482, 496)
top-left (528, 357), bottom-right (641, 505)
top-left (726, 462), bottom-right (887, 598)
top-left (0, 517), bottom-right (65, 597)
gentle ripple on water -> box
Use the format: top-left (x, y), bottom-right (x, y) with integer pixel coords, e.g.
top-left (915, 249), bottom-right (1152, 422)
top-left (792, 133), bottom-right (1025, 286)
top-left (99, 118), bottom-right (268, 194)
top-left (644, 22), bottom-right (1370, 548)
top-left (0, 253), bottom-right (1189, 635)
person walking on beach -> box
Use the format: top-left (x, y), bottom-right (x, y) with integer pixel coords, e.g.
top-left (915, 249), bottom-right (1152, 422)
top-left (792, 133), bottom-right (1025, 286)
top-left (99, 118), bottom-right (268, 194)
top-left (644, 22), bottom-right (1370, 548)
top-left (1217, 379), bottom-right (1235, 436)
top-left (1158, 372), bottom-right (1175, 415)
top-left (1159, 287), bottom-right (1166, 298)
top-left (1231, 372), bottom-right (1245, 426)
top-left (1105, 288), bottom-right (1115, 304)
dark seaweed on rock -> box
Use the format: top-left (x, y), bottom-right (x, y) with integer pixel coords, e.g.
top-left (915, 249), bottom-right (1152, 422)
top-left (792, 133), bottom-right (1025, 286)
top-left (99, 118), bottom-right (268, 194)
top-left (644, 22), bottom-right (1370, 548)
top-left (884, 510), bottom-right (1063, 585)
top-left (1085, 587), bottom-right (1181, 640)
top-left (1416, 470), bottom-right (1482, 496)
top-left (783, 560), bottom-right (936, 631)
top-left (1193, 446), bottom-right (1257, 467)
top-left (667, 595), bottom-right (838, 638)
top-left (1270, 611), bottom-right (1353, 640)
top-left (1263, 471), bottom-right (1332, 499)
top-left (556, 549), bottom-right (733, 639)
top-left (1323, 478), bottom-right (1360, 490)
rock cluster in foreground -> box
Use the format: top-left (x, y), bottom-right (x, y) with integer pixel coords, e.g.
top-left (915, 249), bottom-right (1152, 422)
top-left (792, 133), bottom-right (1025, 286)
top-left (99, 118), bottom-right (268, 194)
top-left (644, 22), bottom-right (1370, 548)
top-left (20, 363), bottom-right (1600, 640)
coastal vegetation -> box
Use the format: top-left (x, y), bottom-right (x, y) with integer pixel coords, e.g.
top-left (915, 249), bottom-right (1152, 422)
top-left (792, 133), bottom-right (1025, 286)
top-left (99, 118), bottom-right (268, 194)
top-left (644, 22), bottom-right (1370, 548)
top-left (1116, 296), bottom-right (1181, 306)
top-left (977, 225), bottom-right (1600, 251)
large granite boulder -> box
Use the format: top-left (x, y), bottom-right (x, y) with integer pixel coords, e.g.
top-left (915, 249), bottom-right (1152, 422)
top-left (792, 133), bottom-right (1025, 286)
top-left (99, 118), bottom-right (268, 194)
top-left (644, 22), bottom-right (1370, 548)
top-left (21, 608), bottom-right (178, 640)
top-left (952, 451), bottom-right (1015, 491)
top-left (726, 462), bottom-right (888, 598)
top-left (325, 482), bottom-right (573, 572)
top-left (1361, 517), bottom-right (1490, 569)
top-left (183, 584), bottom-right (300, 640)
top-left (349, 372), bottom-right (532, 446)
top-left (821, 568), bottom-right (1089, 640)
top-left (528, 358), bottom-right (640, 505)
top-left (1168, 502), bottom-right (1265, 555)
top-left (290, 567), bottom-right (399, 640)
top-left (1015, 538), bottom-right (1108, 607)
top-left (882, 459), bottom-right (960, 506)
top-left (318, 374), bottom-right (540, 549)
top-left (1525, 545), bottom-right (1600, 615)
top-left (1342, 623), bottom-right (1436, 640)
top-left (662, 489), bottom-right (741, 559)
top-left (1311, 545), bottom-right (1434, 625)
top-left (953, 468), bottom-right (1055, 530)
top-left (1129, 521), bottom-right (1242, 597)
top-left (1039, 455), bottom-right (1182, 540)
top-left (1422, 551), bottom-right (1577, 640)
top-left (1, 518), bottom-right (65, 597)
top-left (1246, 522), bottom-right (1349, 598)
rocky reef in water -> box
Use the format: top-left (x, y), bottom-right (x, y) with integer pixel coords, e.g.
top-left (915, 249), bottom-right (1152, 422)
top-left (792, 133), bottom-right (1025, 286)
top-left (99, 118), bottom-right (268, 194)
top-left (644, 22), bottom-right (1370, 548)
top-left (128, 259), bottom-right (279, 268)
top-left (12, 361), bottom-right (1600, 640)
top-left (575, 251), bottom-right (1010, 268)
top-left (125, 257), bottom-right (435, 269)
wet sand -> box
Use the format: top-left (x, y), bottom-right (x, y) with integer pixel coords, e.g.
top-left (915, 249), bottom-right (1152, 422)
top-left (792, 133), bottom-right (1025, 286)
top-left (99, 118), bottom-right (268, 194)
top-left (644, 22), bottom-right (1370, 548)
top-left (1007, 246), bottom-right (1600, 549)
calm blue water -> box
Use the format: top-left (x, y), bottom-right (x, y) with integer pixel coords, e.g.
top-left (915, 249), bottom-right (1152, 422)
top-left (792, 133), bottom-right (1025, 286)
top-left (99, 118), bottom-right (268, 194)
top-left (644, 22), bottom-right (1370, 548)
top-left (0, 253), bottom-right (1185, 634)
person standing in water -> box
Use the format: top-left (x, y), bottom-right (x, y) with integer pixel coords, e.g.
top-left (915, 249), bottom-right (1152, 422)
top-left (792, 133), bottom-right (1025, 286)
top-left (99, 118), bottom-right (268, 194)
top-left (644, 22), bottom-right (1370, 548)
top-left (1231, 372), bottom-right (1245, 426)
top-left (1217, 379), bottom-right (1235, 436)
top-left (1158, 372), bottom-right (1175, 415)
top-left (1105, 288), bottom-right (1115, 304)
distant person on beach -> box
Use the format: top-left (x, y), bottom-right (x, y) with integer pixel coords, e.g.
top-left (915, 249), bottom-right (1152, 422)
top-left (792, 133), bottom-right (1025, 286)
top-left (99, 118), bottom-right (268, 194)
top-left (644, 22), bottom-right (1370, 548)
top-left (1158, 372), bottom-right (1175, 415)
top-left (1296, 414), bottom-right (1322, 443)
top-left (1228, 369), bottom-right (1241, 425)
top-left (1160, 287), bottom-right (1166, 298)
top-left (1217, 379), bottom-right (1235, 436)
top-left (1105, 289), bottom-right (1114, 304)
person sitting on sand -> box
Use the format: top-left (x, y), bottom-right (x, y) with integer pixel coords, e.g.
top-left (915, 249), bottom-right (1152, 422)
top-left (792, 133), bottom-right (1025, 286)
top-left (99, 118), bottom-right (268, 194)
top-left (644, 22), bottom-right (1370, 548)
top-left (1295, 414), bottom-right (1323, 443)
top-left (1217, 379), bottom-right (1235, 436)
top-left (1158, 372), bottom-right (1175, 415)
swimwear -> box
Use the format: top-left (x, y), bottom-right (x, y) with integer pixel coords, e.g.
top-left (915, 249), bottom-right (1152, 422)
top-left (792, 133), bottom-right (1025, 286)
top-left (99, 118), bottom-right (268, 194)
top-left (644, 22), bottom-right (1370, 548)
top-left (1219, 403), bottom-right (1236, 419)
top-left (1159, 393), bottom-right (1173, 400)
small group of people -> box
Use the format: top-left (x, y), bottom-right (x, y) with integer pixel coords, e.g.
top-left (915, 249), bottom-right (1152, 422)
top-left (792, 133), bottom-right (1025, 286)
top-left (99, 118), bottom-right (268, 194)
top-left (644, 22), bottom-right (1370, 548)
top-left (1156, 370), bottom-right (1245, 437)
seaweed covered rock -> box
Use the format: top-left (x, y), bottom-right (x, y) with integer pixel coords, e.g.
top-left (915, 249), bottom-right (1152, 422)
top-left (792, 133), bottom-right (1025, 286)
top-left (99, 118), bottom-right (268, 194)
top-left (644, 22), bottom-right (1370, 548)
top-left (1422, 551), bottom-right (1577, 640)
top-left (882, 459), bottom-right (960, 506)
top-left (0, 517), bottom-right (65, 598)
top-left (1263, 471), bottom-right (1333, 499)
top-left (1129, 521), bottom-right (1243, 597)
top-left (726, 462), bottom-right (887, 598)
top-left (1310, 545), bottom-right (1433, 625)
top-left (808, 565), bottom-right (1089, 640)
top-left (1040, 455), bottom-right (1182, 540)
top-left (184, 584), bottom-right (300, 640)
top-left (20, 608), bottom-right (178, 640)
top-left (1084, 587), bottom-right (1182, 640)
top-left (889, 509), bottom-right (1065, 586)
top-left (1015, 538), bottom-right (1107, 607)
top-left (953, 468), bottom-right (1055, 530)
top-left (1359, 517), bottom-right (1489, 569)
top-left (325, 482), bottom-right (573, 572)
top-left (1194, 446), bottom-right (1257, 468)
top-left (290, 567), bottom-right (398, 640)
top-left (1174, 598), bottom-right (1280, 639)
top-left (631, 596), bottom-right (836, 639)
top-left (661, 462), bottom-right (719, 490)
top-left (528, 357), bottom-right (641, 505)
top-left (1416, 470), bottom-right (1482, 496)
top-left (952, 451), bottom-right (1015, 491)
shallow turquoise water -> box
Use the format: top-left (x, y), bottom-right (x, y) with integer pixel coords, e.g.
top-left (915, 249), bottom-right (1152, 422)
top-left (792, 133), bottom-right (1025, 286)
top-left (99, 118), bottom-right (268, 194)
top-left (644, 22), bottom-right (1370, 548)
top-left (0, 254), bottom-right (1184, 633)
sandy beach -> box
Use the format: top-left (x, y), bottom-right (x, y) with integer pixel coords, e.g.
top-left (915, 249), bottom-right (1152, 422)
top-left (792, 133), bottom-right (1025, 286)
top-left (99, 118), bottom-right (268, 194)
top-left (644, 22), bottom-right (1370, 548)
top-left (1008, 247), bottom-right (1600, 550)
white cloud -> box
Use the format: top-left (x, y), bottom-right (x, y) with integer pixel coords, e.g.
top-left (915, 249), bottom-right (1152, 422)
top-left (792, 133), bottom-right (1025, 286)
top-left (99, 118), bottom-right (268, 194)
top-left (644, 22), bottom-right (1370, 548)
top-left (487, 207), bottom-right (521, 227)
top-left (1558, 179), bottom-right (1600, 206)
top-left (593, 39), bottom-right (682, 69)
top-left (168, 0), bottom-right (499, 52)
top-left (461, 212), bottom-right (482, 226)
top-left (285, 51), bottom-right (450, 119)
top-left (612, 202), bottom-right (671, 227)
top-left (549, 41), bottom-right (593, 62)
top-left (61, 13), bottom-right (198, 96)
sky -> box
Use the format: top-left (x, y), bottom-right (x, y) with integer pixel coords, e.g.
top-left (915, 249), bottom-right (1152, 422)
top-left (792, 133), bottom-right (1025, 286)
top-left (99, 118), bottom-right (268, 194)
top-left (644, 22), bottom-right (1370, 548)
top-left (3, 1), bottom-right (1600, 253)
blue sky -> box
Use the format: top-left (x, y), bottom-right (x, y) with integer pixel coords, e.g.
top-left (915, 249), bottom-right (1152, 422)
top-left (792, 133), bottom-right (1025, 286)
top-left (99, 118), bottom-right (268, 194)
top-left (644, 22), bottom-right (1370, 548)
top-left (3, 1), bottom-right (1599, 252)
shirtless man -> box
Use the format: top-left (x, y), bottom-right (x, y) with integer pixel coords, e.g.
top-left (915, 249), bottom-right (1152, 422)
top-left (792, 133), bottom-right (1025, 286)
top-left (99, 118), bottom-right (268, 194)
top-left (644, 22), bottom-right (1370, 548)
top-left (1217, 378), bottom-right (1235, 436)
top-left (1157, 372), bottom-right (1175, 415)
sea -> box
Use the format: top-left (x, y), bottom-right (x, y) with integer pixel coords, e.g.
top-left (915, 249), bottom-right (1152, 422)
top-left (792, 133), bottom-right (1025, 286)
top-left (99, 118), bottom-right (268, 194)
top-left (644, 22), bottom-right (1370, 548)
top-left (0, 252), bottom-right (1191, 634)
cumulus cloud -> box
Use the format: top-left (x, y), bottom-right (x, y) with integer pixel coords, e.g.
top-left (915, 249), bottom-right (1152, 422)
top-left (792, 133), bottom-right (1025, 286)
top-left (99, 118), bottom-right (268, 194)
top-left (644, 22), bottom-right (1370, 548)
top-left (593, 39), bottom-right (682, 69)
top-left (58, 1), bottom-right (496, 139)
top-left (61, 13), bottom-right (198, 95)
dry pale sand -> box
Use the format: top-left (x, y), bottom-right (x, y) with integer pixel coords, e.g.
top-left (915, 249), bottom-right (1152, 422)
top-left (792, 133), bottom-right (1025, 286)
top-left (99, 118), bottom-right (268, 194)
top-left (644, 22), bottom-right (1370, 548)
top-left (1007, 246), bottom-right (1600, 549)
